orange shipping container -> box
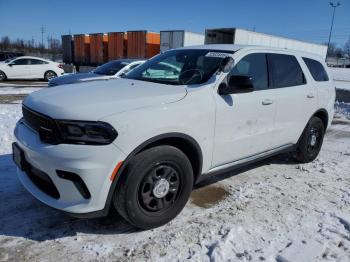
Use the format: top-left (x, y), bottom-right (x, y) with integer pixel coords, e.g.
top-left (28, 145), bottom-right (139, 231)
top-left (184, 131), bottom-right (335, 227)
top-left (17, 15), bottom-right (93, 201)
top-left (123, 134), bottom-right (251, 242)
top-left (74, 34), bottom-right (90, 65)
top-left (89, 33), bottom-right (105, 65)
top-left (108, 32), bottom-right (125, 60)
top-left (127, 31), bottom-right (160, 59)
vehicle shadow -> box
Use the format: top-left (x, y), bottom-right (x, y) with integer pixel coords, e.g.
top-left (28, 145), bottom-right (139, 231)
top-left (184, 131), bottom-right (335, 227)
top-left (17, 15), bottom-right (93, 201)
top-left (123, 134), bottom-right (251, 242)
top-left (0, 152), bottom-right (296, 242)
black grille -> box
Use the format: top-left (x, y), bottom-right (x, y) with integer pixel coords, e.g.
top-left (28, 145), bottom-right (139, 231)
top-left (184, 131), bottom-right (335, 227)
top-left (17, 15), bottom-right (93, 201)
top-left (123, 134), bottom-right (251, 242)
top-left (22, 106), bottom-right (55, 132)
top-left (22, 106), bottom-right (61, 144)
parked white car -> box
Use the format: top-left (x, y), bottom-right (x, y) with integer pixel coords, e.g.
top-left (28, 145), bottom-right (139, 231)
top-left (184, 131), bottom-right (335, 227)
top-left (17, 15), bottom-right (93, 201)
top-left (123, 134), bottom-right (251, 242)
top-left (13, 45), bottom-right (335, 229)
top-left (48, 59), bottom-right (145, 87)
top-left (0, 56), bottom-right (64, 81)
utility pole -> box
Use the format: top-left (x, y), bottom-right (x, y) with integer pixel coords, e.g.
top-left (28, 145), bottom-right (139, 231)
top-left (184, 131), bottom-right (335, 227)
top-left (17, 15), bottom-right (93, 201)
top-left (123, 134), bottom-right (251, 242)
top-left (327, 1), bottom-right (341, 60)
top-left (40, 25), bottom-right (45, 49)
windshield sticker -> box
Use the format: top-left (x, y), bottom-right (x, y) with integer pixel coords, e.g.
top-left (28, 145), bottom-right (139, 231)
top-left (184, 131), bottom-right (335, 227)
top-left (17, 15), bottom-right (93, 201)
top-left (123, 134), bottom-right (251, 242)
top-left (205, 52), bottom-right (230, 58)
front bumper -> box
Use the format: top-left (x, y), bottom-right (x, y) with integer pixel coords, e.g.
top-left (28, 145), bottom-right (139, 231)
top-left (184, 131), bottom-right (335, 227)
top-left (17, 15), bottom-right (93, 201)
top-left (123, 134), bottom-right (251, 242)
top-left (14, 119), bottom-right (126, 214)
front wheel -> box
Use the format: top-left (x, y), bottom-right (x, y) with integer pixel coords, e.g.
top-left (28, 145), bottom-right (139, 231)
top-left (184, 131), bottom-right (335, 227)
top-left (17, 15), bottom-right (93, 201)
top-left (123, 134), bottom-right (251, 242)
top-left (113, 145), bottom-right (193, 229)
top-left (44, 71), bottom-right (57, 81)
top-left (294, 116), bottom-right (325, 163)
top-left (0, 70), bottom-right (7, 81)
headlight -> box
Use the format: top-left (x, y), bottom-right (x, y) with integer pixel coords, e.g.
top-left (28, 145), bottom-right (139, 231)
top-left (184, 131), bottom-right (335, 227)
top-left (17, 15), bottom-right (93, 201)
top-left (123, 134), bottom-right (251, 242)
top-left (56, 120), bottom-right (118, 145)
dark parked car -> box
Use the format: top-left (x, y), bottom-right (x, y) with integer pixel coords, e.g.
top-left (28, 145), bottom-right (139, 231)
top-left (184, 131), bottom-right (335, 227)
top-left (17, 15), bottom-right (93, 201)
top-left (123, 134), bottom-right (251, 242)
top-left (48, 59), bottom-right (145, 87)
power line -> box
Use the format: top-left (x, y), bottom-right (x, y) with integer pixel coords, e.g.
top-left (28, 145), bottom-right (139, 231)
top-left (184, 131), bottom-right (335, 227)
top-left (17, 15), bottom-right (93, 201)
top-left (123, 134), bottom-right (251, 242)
top-left (40, 25), bottom-right (45, 48)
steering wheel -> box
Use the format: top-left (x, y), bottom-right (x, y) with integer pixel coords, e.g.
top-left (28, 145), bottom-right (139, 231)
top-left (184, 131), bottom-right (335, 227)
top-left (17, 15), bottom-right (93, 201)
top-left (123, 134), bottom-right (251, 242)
top-left (179, 69), bottom-right (204, 85)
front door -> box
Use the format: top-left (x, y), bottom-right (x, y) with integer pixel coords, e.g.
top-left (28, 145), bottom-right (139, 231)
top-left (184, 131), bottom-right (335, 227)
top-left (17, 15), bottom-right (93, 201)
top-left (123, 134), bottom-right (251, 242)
top-left (212, 53), bottom-right (276, 167)
top-left (7, 58), bottom-right (31, 78)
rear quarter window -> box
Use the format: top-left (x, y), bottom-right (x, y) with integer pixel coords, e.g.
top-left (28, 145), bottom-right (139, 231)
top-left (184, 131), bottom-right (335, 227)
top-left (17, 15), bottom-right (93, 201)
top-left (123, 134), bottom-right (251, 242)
top-left (302, 57), bottom-right (329, 82)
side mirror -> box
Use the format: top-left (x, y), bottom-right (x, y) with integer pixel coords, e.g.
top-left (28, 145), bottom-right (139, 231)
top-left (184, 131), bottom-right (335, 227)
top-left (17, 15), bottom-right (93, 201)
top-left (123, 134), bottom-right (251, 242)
top-left (218, 56), bottom-right (234, 73)
top-left (8, 63), bottom-right (13, 67)
top-left (218, 75), bottom-right (254, 95)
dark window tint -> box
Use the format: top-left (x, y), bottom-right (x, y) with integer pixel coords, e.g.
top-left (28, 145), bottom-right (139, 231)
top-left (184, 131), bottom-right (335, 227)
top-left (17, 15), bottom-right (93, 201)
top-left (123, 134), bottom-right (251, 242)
top-left (93, 61), bottom-right (129, 76)
top-left (11, 59), bottom-right (30, 65)
top-left (268, 54), bottom-right (305, 88)
top-left (229, 53), bottom-right (268, 90)
top-left (302, 57), bottom-right (329, 82)
top-left (30, 59), bottom-right (48, 65)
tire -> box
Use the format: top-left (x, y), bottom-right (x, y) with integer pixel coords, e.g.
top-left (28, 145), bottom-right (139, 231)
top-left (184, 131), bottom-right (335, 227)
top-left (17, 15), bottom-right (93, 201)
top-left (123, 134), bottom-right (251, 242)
top-left (0, 70), bottom-right (7, 81)
top-left (294, 117), bottom-right (325, 163)
top-left (44, 71), bottom-right (57, 81)
top-left (113, 145), bottom-right (193, 229)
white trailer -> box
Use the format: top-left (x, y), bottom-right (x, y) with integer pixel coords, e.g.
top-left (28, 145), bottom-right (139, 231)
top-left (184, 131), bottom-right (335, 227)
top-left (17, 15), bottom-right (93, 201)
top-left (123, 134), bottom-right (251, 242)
top-left (205, 28), bottom-right (328, 59)
top-left (160, 31), bottom-right (204, 52)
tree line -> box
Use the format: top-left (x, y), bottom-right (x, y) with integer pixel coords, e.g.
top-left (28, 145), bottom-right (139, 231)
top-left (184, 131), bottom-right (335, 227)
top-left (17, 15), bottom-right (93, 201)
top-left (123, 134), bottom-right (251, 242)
top-left (0, 36), bottom-right (62, 56)
top-left (327, 38), bottom-right (350, 59)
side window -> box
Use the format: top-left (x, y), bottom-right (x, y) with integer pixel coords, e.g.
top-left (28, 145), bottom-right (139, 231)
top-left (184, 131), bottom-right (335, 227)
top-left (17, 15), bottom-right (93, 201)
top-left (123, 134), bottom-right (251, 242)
top-left (268, 54), bottom-right (306, 88)
top-left (11, 59), bottom-right (30, 65)
top-left (229, 53), bottom-right (268, 91)
top-left (30, 59), bottom-right (47, 65)
top-left (302, 57), bottom-right (329, 82)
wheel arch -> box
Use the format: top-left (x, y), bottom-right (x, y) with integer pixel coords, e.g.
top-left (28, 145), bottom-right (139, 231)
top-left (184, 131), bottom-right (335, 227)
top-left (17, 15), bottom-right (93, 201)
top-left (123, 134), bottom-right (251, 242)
top-left (312, 108), bottom-right (329, 129)
top-left (102, 133), bottom-right (203, 216)
top-left (0, 70), bottom-right (7, 80)
top-left (44, 70), bottom-right (57, 80)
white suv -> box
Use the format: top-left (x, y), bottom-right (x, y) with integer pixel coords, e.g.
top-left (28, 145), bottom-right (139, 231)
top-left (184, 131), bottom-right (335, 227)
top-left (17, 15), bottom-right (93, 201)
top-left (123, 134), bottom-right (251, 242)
top-left (13, 45), bottom-right (335, 229)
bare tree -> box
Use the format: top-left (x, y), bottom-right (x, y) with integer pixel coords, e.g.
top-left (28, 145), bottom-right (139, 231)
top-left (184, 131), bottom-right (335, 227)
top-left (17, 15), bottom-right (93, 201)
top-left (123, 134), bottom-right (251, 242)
top-left (344, 37), bottom-right (350, 58)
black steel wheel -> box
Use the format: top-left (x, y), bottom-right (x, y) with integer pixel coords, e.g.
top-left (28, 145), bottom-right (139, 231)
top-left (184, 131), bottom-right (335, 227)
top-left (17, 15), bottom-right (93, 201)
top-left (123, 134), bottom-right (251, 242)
top-left (138, 163), bottom-right (181, 213)
top-left (113, 145), bottom-right (193, 229)
top-left (294, 116), bottom-right (325, 163)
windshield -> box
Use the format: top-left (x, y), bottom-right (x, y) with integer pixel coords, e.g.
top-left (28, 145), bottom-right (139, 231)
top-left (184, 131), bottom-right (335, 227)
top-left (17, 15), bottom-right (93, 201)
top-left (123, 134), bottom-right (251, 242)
top-left (93, 61), bottom-right (129, 75)
top-left (4, 58), bottom-right (15, 63)
top-left (125, 49), bottom-right (234, 85)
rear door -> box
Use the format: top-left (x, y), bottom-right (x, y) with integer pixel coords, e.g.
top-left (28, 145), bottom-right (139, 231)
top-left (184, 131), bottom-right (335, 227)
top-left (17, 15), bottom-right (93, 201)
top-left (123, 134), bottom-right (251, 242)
top-left (267, 53), bottom-right (317, 147)
top-left (212, 52), bottom-right (277, 167)
top-left (6, 58), bottom-right (31, 78)
top-left (302, 57), bottom-right (335, 128)
top-left (29, 59), bottom-right (49, 78)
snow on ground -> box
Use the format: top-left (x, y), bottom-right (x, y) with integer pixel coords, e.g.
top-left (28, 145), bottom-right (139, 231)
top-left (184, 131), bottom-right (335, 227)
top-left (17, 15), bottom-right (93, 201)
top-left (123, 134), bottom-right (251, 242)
top-left (329, 68), bottom-right (350, 91)
top-left (0, 81), bottom-right (47, 88)
top-left (0, 86), bottom-right (43, 95)
top-left (0, 95), bottom-right (350, 261)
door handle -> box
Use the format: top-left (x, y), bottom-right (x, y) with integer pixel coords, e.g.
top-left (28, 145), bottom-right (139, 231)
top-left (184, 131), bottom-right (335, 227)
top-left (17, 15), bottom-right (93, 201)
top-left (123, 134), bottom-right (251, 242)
top-left (262, 99), bottom-right (274, 105)
top-left (307, 93), bottom-right (315, 98)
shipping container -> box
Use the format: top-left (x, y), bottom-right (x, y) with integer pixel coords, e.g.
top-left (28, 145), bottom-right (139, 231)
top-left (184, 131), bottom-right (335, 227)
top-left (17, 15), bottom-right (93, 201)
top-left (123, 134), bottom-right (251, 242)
top-left (160, 30), bottom-right (204, 52)
top-left (127, 31), bottom-right (160, 59)
top-left (89, 33), bottom-right (106, 65)
top-left (73, 34), bottom-right (90, 65)
top-left (108, 32), bottom-right (126, 60)
top-left (62, 35), bottom-right (74, 64)
top-left (205, 28), bottom-right (328, 59)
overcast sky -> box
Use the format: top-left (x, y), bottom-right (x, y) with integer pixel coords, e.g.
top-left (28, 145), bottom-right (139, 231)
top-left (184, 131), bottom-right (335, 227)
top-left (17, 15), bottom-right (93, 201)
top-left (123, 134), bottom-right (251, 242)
top-left (0, 0), bottom-right (349, 46)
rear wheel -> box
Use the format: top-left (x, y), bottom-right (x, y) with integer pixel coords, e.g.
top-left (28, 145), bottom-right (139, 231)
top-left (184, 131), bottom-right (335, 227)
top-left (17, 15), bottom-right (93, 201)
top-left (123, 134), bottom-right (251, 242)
top-left (0, 71), bottom-right (7, 81)
top-left (113, 145), bottom-right (193, 229)
top-left (44, 71), bottom-right (57, 81)
top-left (294, 117), bottom-right (325, 163)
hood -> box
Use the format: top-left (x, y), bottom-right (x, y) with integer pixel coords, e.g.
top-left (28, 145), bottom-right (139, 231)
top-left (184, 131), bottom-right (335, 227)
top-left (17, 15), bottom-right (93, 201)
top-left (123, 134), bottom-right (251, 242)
top-left (24, 78), bottom-right (187, 120)
top-left (49, 72), bottom-right (109, 86)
